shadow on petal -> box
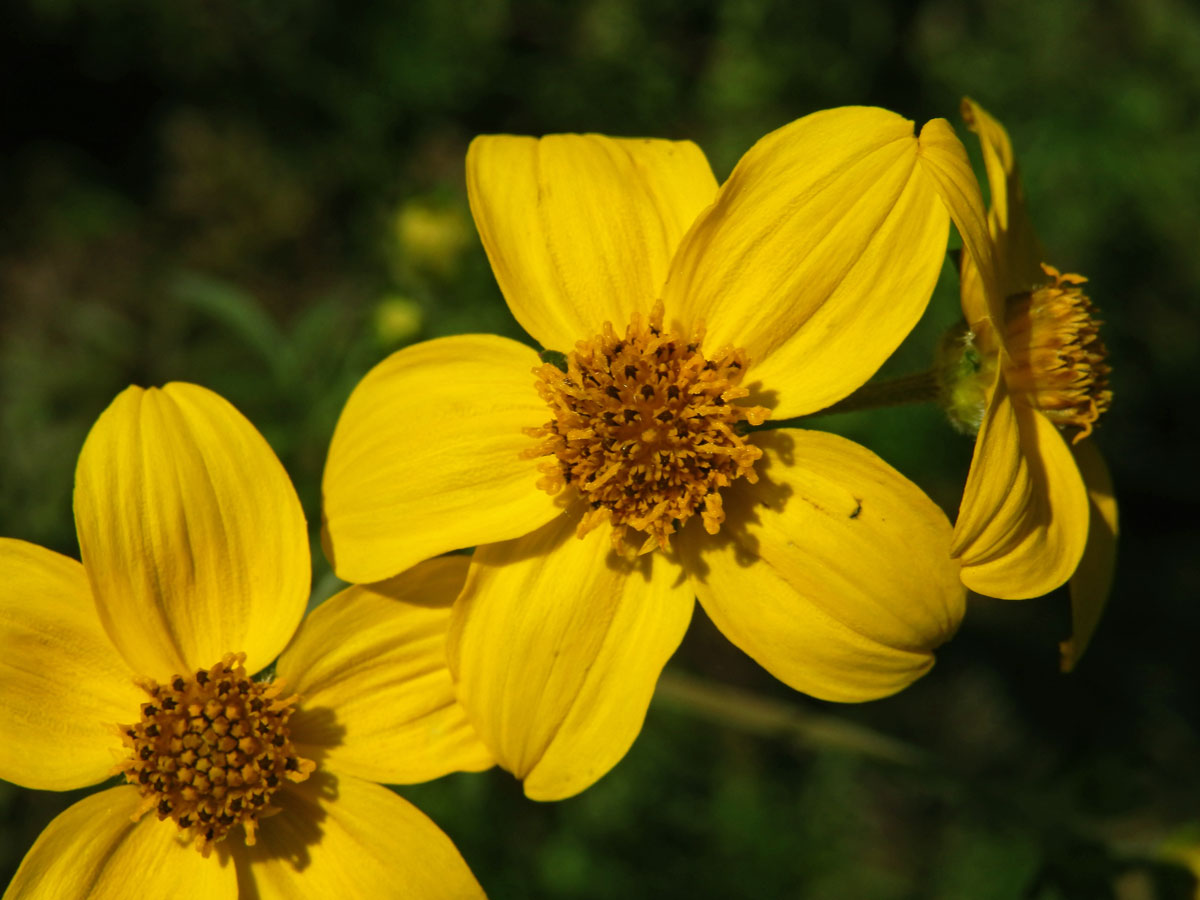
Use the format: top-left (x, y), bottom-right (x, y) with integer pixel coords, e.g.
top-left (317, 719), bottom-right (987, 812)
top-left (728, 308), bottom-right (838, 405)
top-left (232, 768), bottom-right (340, 895)
top-left (740, 381), bottom-right (779, 416)
top-left (678, 430), bottom-right (796, 578)
top-left (285, 705), bottom-right (347, 767)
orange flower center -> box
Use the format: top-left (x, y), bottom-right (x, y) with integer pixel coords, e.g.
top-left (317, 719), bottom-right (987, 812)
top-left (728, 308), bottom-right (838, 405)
top-left (117, 652), bottom-right (315, 855)
top-left (1004, 264), bottom-right (1112, 442)
top-left (523, 301), bottom-right (769, 555)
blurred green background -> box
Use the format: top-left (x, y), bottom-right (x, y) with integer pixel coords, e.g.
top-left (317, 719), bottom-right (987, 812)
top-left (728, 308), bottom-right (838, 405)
top-left (2, 0), bottom-right (1199, 896)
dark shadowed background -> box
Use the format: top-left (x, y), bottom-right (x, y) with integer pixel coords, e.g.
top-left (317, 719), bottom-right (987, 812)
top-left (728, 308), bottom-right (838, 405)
top-left (2, 0), bottom-right (1199, 896)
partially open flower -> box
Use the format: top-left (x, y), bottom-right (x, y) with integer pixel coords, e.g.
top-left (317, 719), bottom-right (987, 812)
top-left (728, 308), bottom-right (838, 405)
top-left (921, 98), bottom-right (1118, 669)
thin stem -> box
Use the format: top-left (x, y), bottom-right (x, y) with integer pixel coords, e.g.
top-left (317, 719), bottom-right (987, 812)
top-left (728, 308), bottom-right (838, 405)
top-left (817, 369), bottom-right (941, 415)
top-left (653, 669), bottom-right (1181, 870)
top-left (653, 670), bottom-right (928, 767)
top-left (750, 368), bottom-right (941, 431)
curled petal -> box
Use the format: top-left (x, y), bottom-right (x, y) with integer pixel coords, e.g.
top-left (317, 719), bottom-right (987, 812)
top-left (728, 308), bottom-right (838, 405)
top-left (960, 97), bottom-right (1046, 296)
top-left (1061, 441), bottom-right (1118, 671)
top-left (952, 381), bottom-right (1090, 599)
top-left (915, 116), bottom-right (1007, 348)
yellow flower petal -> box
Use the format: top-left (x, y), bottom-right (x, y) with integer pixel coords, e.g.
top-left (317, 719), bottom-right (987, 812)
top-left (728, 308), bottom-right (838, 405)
top-left (322, 334), bottom-right (562, 584)
top-left (238, 773), bottom-right (484, 899)
top-left (915, 116), bottom-right (1006, 345)
top-left (960, 98), bottom-right (1046, 296)
top-left (276, 556), bottom-right (494, 784)
top-left (661, 107), bottom-right (949, 419)
top-left (467, 133), bottom-right (718, 349)
top-left (952, 381), bottom-right (1090, 599)
top-left (5, 786), bottom-right (236, 899)
top-left (0, 539), bottom-right (142, 790)
top-left (679, 430), bottom-right (964, 701)
top-left (1061, 441), bottom-right (1118, 671)
top-left (447, 510), bottom-right (693, 800)
top-left (74, 383), bottom-right (309, 680)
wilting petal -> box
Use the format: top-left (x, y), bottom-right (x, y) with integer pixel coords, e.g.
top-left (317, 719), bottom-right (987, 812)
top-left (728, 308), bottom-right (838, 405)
top-left (239, 773), bottom-right (483, 899)
top-left (960, 98), bottom-right (1045, 296)
top-left (74, 384), bottom-right (309, 681)
top-left (5, 786), bottom-right (235, 899)
top-left (277, 556), bottom-right (493, 783)
top-left (322, 334), bottom-right (562, 584)
top-left (1061, 441), bottom-right (1118, 671)
top-left (916, 116), bottom-right (1006, 345)
top-left (0, 539), bottom-right (143, 790)
top-left (448, 510), bottom-right (693, 800)
top-left (468, 134), bottom-right (718, 349)
top-left (679, 430), bottom-right (964, 701)
top-left (952, 381), bottom-right (1090, 599)
top-left (661, 107), bottom-right (949, 419)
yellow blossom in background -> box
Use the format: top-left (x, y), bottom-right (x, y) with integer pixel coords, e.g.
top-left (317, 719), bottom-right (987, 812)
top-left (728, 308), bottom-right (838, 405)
top-left (0, 383), bottom-right (491, 899)
top-left (394, 200), bottom-right (471, 276)
top-left (374, 293), bottom-right (425, 346)
top-left (919, 99), bottom-right (1117, 670)
top-left (323, 108), bottom-right (974, 800)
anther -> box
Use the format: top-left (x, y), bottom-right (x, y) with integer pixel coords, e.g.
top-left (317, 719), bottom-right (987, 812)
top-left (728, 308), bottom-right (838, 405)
top-left (1004, 264), bottom-right (1111, 441)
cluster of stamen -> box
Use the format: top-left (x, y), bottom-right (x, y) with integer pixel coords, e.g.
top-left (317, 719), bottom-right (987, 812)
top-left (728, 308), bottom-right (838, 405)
top-left (116, 652), bottom-right (315, 855)
top-left (524, 301), bottom-right (769, 554)
top-left (1004, 263), bottom-right (1112, 441)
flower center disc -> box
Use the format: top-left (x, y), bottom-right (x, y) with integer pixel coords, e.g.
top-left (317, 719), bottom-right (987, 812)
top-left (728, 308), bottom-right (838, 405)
top-left (1004, 263), bottom-right (1112, 441)
top-left (524, 302), bottom-right (769, 554)
top-left (117, 652), bottom-right (315, 855)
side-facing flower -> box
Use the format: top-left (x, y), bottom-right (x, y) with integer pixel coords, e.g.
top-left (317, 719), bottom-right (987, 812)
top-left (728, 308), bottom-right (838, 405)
top-left (919, 99), bottom-right (1117, 669)
top-left (1, 383), bottom-right (491, 898)
top-left (323, 108), bottom-right (971, 800)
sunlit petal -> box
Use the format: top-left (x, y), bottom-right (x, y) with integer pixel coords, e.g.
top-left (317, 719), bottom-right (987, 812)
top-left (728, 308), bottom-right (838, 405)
top-left (448, 510), bottom-right (693, 800)
top-left (468, 133), bottom-right (718, 349)
top-left (238, 773), bottom-right (483, 899)
top-left (5, 786), bottom-right (235, 900)
top-left (679, 430), bottom-right (964, 701)
top-left (0, 539), bottom-right (142, 790)
top-left (1061, 441), bottom-right (1118, 671)
top-left (322, 334), bottom-right (562, 583)
top-left (277, 556), bottom-right (493, 784)
top-left (952, 381), bottom-right (1090, 599)
top-left (74, 383), bottom-right (308, 682)
top-left (661, 107), bottom-right (948, 418)
top-left (916, 116), bottom-right (1006, 345)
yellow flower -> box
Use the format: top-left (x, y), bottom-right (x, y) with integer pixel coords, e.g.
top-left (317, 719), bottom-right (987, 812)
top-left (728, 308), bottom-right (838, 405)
top-left (1, 383), bottom-right (491, 898)
top-left (323, 108), bottom-right (973, 800)
top-left (918, 98), bottom-right (1117, 669)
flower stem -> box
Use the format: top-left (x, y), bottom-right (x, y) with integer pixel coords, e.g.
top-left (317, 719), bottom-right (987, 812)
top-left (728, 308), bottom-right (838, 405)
top-left (653, 670), bottom-right (927, 767)
top-left (751, 369), bottom-right (941, 431)
top-left (817, 369), bottom-right (941, 415)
